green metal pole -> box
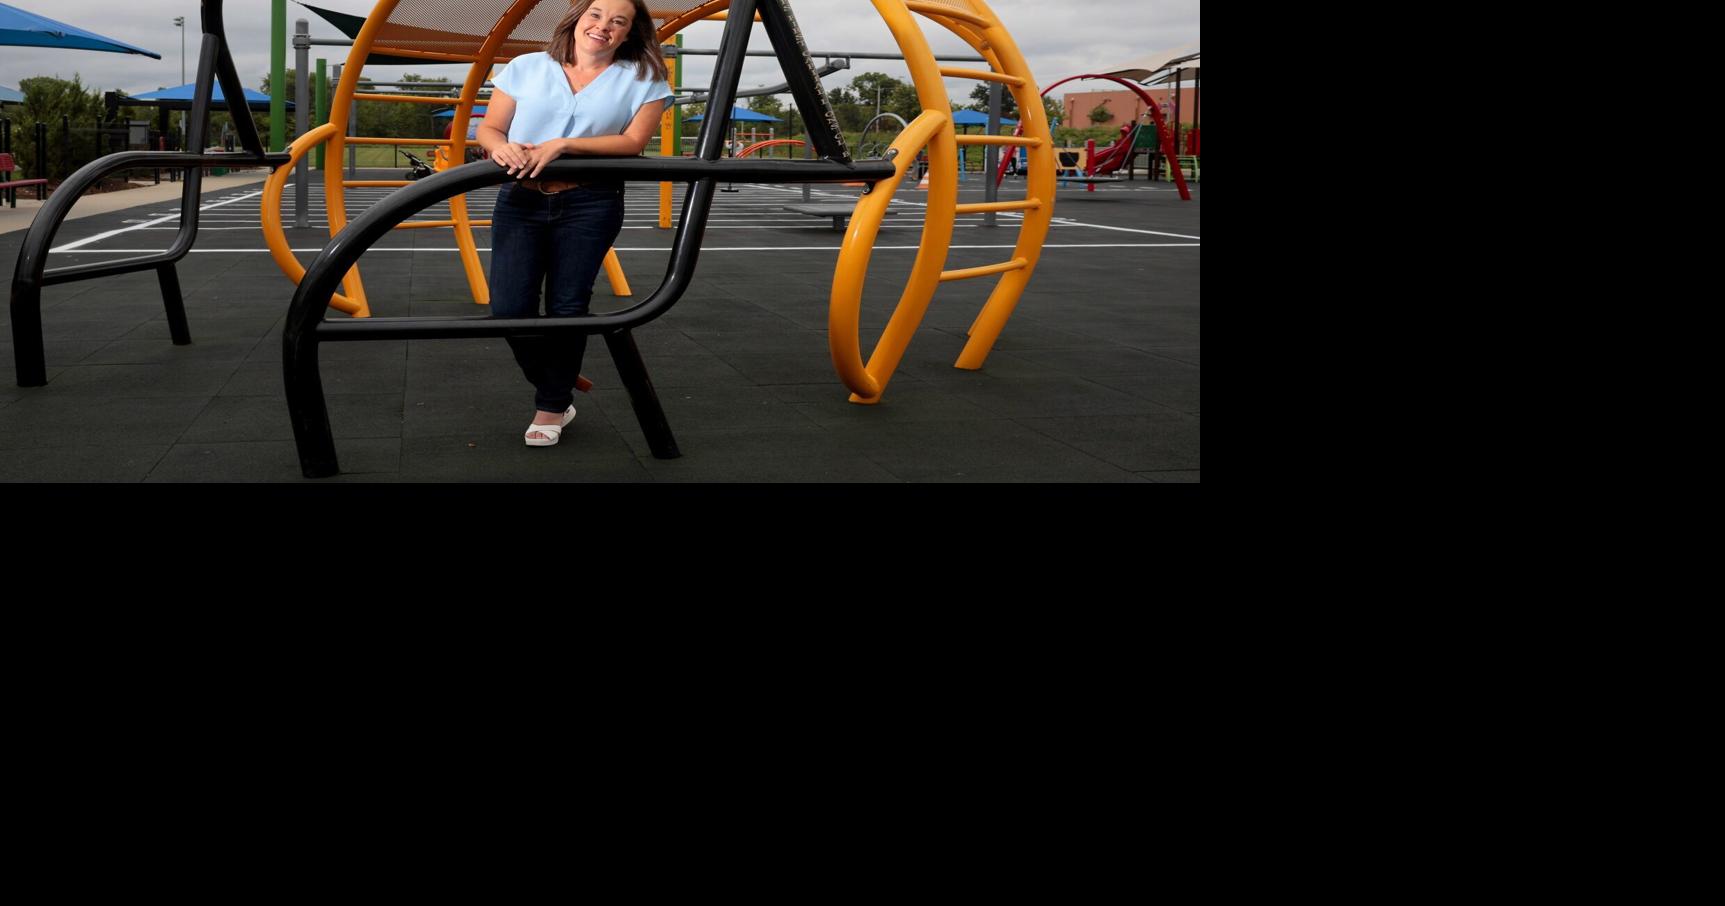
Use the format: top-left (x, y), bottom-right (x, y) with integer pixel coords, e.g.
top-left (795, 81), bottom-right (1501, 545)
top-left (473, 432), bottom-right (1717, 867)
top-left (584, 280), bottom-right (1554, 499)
top-left (271, 0), bottom-right (286, 151)
top-left (315, 58), bottom-right (327, 169)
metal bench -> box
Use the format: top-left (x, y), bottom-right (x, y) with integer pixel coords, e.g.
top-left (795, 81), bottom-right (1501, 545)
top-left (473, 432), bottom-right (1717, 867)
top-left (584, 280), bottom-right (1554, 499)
top-left (0, 151), bottom-right (47, 205)
top-left (782, 203), bottom-right (898, 230)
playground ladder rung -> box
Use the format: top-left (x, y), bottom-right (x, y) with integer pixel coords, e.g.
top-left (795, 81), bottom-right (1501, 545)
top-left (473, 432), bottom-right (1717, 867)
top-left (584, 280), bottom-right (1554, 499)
top-left (938, 66), bottom-right (1024, 87)
top-left (353, 92), bottom-right (462, 105)
top-left (344, 180), bottom-right (414, 187)
top-left (344, 136), bottom-right (451, 146)
top-left (940, 257), bottom-right (1028, 283)
top-left (955, 199), bottom-right (1041, 214)
top-left (956, 135), bottom-right (1042, 147)
top-left (904, 1), bottom-right (993, 28)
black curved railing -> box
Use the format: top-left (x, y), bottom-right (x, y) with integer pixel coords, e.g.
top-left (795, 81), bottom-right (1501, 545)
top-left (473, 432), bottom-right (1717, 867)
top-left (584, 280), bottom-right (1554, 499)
top-left (9, 0), bottom-right (288, 387)
top-left (286, 0), bottom-right (895, 478)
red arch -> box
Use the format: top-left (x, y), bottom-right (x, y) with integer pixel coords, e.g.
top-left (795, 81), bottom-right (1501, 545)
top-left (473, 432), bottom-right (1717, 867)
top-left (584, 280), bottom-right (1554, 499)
top-left (738, 139), bottom-right (806, 159)
top-left (997, 73), bottom-right (1189, 200)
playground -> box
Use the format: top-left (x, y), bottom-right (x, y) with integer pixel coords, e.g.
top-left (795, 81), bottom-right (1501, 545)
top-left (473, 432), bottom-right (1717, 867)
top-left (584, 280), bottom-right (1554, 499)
top-left (2, 0), bottom-right (1199, 482)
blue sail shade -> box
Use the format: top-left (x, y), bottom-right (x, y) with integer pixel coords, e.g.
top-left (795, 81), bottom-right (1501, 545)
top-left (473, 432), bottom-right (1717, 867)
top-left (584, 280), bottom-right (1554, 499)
top-left (126, 83), bottom-right (292, 110)
top-left (0, 3), bottom-right (162, 57)
top-left (685, 106), bottom-right (782, 123)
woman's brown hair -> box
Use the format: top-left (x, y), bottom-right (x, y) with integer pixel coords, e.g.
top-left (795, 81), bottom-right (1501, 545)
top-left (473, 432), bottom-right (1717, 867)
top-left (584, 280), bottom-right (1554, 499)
top-left (547, 0), bottom-right (669, 83)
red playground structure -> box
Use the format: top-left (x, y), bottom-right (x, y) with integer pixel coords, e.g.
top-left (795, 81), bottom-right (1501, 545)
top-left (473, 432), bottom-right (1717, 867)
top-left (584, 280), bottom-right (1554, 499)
top-left (997, 73), bottom-right (1190, 200)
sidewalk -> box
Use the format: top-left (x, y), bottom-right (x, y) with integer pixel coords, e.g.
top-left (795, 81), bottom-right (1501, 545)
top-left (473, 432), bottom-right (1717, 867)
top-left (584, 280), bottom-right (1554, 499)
top-left (0, 170), bottom-right (271, 237)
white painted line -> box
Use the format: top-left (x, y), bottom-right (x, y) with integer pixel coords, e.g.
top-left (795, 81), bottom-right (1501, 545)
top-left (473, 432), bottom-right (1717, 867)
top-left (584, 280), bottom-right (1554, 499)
top-left (51, 190), bottom-right (264, 252)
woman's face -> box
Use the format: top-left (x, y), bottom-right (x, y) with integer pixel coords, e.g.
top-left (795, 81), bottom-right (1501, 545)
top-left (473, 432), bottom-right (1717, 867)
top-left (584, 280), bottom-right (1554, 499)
top-left (576, 0), bottom-right (635, 57)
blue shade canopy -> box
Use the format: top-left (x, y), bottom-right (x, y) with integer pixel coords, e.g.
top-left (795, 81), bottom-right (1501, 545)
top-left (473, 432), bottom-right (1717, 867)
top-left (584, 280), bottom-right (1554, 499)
top-left (0, 83), bottom-right (24, 103)
top-left (432, 105), bottom-right (488, 119)
top-left (685, 105), bottom-right (781, 123)
top-left (950, 109), bottom-right (1018, 127)
top-left (0, 3), bottom-right (161, 57)
top-left (126, 83), bottom-right (291, 110)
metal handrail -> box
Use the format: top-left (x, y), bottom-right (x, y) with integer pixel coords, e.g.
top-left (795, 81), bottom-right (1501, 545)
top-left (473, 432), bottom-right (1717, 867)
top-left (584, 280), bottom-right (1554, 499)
top-left (9, 0), bottom-right (286, 387)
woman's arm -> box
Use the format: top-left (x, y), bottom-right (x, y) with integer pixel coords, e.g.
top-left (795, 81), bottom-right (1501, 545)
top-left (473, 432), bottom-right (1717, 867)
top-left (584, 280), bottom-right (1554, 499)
top-left (474, 89), bottom-right (536, 176)
top-left (521, 99), bottom-right (668, 178)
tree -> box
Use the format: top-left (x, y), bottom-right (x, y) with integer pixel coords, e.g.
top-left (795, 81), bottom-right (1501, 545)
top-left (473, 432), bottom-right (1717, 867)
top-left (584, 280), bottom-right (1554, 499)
top-left (1088, 102), bottom-right (1114, 125)
top-left (827, 86), bottom-right (866, 132)
top-left (12, 75), bottom-right (107, 182)
top-left (967, 83), bottom-right (1018, 120)
top-left (848, 72), bottom-right (905, 115)
top-left (747, 93), bottom-right (786, 124)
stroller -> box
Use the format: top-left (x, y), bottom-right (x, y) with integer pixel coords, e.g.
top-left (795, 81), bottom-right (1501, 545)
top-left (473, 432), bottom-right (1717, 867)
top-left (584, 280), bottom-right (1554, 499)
top-left (402, 150), bottom-right (434, 181)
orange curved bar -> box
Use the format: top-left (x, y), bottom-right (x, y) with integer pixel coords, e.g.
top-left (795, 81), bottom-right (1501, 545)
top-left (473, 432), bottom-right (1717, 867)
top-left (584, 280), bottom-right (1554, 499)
top-left (829, 109), bottom-right (950, 400)
top-left (934, 0), bottom-right (1057, 369)
top-left (260, 122), bottom-right (362, 315)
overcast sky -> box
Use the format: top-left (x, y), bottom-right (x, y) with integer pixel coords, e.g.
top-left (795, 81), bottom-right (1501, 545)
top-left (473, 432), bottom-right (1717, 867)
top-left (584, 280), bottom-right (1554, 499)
top-left (3, 1), bottom-right (1198, 112)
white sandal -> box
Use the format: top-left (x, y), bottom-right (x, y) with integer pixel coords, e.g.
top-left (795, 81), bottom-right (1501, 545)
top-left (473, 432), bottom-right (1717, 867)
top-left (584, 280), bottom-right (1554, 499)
top-left (524, 406), bottom-right (577, 447)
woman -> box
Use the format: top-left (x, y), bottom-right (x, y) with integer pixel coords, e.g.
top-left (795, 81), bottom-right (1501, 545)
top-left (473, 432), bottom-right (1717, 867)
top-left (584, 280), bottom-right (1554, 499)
top-left (476, 0), bottom-right (672, 446)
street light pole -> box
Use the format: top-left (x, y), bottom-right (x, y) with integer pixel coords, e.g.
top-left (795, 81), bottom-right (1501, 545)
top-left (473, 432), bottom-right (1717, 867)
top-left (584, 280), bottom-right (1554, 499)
top-left (173, 16), bottom-right (185, 150)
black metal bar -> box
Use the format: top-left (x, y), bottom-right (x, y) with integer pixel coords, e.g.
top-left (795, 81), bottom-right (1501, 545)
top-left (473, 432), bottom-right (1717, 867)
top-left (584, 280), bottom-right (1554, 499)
top-left (678, 57), bottom-right (849, 106)
top-left (287, 0), bottom-right (777, 477)
top-left (757, 0), bottom-right (850, 164)
top-left (206, 6), bottom-right (268, 158)
top-left (157, 265), bottom-right (192, 346)
top-left (605, 329), bottom-right (679, 459)
top-left (10, 1), bottom-right (288, 387)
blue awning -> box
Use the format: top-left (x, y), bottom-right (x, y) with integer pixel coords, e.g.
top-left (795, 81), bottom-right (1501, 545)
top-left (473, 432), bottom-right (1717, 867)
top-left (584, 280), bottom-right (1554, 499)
top-left (0, 3), bottom-right (161, 57)
top-left (950, 109), bottom-right (1018, 127)
top-left (685, 106), bottom-right (781, 123)
top-left (125, 83), bottom-right (291, 111)
top-left (0, 83), bottom-right (24, 103)
top-left (432, 106), bottom-right (487, 119)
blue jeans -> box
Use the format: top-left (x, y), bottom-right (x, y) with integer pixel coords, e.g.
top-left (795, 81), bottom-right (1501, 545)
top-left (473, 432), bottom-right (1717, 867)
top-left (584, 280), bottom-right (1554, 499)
top-left (488, 181), bottom-right (626, 413)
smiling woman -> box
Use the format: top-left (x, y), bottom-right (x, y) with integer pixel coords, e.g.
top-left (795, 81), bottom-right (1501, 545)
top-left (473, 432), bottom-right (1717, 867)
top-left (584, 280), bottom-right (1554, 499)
top-left (474, 0), bottom-right (672, 447)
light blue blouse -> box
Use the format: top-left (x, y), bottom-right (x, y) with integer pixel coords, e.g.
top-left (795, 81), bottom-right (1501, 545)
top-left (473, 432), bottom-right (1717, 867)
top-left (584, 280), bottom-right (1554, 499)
top-left (492, 52), bottom-right (672, 146)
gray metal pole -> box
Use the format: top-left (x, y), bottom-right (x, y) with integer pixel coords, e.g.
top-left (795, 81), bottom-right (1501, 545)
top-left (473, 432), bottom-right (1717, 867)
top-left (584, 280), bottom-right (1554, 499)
top-left (984, 82), bottom-right (1001, 227)
top-left (294, 18), bottom-right (310, 228)
top-left (795, 104), bottom-right (811, 201)
top-left (334, 63), bottom-right (357, 177)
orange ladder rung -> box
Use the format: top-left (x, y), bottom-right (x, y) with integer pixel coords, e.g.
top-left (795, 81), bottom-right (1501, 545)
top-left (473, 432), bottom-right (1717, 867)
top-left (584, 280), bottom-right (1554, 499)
top-left (955, 199), bottom-right (1042, 214)
top-left (353, 93), bottom-right (462, 105)
top-left (956, 135), bottom-right (1042, 147)
top-left (343, 136), bottom-right (451, 146)
top-left (938, 67), bottom-right (1024, 87)
top-left (940, 257), bottom-right (1028, 283)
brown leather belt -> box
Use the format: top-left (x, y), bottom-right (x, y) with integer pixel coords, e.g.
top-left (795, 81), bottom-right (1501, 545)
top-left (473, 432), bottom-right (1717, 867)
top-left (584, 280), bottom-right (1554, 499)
top-left (517, 178), bottom-right (592, 194)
